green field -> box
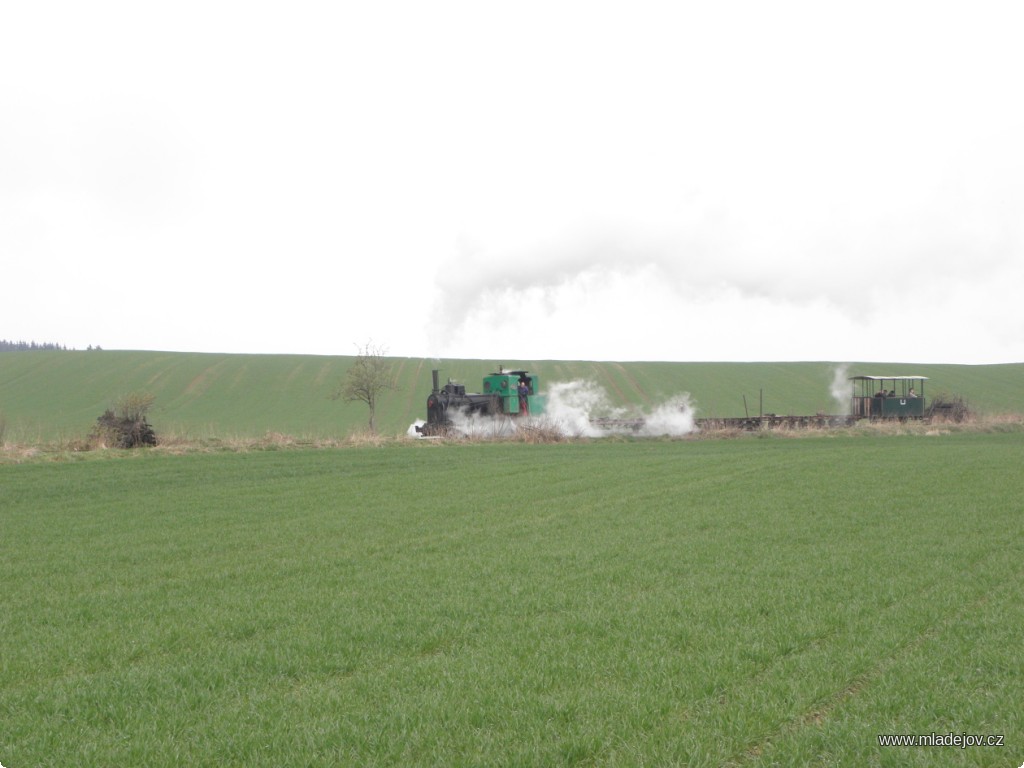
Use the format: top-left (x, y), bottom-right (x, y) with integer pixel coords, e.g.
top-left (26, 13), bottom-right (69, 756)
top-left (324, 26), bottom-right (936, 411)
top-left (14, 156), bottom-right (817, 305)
top-left (3, 434), bottom-right (1022, 766)
top-left (1, 350), bottom-right (1022, 442)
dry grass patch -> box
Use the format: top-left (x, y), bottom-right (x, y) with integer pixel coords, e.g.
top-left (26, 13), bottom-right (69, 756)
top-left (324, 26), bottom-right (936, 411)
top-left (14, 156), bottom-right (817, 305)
top-left (0, 443), bottom-right (42, 464)
top-left (343, 429), bottom-right (393, 447)
top-left (4, 413), bottom-right (1022, 463)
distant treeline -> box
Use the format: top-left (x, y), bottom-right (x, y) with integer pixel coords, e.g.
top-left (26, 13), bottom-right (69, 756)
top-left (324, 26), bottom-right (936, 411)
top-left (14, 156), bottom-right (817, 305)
top-left (0, 339), bottom-right (99, 352)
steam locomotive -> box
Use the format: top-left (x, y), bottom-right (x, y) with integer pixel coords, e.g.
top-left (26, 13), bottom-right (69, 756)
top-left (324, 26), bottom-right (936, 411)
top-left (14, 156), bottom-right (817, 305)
top-left (416, 368), bottom-right (545, 435)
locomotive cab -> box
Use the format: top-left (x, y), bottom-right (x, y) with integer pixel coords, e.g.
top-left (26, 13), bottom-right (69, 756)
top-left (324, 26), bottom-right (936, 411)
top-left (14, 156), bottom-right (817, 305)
top-left (482, 370), bottom-right (543, 415)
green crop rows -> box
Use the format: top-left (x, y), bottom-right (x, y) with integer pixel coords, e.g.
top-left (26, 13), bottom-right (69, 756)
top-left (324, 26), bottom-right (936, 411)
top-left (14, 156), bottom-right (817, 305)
top-left (3, 434), bottom-right (1022, 766)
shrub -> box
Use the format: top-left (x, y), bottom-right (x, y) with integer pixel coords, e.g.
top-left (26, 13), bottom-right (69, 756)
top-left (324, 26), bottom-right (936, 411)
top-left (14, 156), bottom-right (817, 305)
top-left (90, 392), bottom-right (158, 448)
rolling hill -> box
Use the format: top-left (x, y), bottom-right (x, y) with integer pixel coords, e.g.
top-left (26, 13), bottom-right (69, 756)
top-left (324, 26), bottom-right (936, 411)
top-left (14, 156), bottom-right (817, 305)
top-left (1, 350), bottom-right (1021, 442)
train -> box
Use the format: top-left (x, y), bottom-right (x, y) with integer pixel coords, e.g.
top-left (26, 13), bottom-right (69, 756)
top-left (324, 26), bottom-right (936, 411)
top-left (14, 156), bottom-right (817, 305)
top-left (416, 370), bottom-right (933, 435)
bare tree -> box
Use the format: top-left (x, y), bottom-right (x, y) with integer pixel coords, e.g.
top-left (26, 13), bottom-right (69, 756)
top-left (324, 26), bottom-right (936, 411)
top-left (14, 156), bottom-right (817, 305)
top-left (333, 341), bottom-right (396, 433)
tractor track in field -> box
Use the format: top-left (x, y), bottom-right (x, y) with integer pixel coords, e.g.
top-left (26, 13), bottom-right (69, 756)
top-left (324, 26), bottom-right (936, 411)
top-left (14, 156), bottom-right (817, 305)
top-left (596, 364), bottom-right (629, 403)
top-left (181, 360), bottom-right (230, 398)
top-left (400, 358), bottom-right (424, 423)
top-left (283, 360), bottom-right (308, 388)
top-left (612, 361), bottom-right (652, 404)
top-left (312, 360), bottom-right (335, 388)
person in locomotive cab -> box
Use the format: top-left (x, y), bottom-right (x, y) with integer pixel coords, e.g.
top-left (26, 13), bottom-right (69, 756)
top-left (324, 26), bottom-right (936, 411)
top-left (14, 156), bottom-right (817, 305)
top-left (517, 380), bottom-right (530, 414)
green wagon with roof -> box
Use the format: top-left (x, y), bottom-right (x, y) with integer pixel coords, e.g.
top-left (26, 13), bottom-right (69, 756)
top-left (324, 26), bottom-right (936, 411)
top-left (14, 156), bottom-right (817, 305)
top-left (850, 375), bottom-right (927, 420)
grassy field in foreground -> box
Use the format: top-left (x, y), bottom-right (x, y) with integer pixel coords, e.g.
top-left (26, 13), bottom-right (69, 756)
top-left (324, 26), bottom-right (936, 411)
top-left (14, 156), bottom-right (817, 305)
top-left (3, 434), bottom-right (1023, 766)
top-left (1, 350), bottom-right (1022, 441)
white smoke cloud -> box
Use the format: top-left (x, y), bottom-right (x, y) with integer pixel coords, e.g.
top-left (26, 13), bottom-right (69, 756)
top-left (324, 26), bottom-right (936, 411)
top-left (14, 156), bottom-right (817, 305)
top-left (447, 408), bottom-right (518, 439)
top-left (545, 379), bottom-right (698, 438)
top-left (638, 394), bottom-right (698, 436)
top-left (542, 380), bottom-right (624, 437)
top-left (830, 364), bottom-right (851, 415)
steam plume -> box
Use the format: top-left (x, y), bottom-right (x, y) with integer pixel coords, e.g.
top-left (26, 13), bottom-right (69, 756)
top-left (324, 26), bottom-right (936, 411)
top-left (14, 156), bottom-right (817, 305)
top-left (830, 364), bottom-right (851, 415)
top-left (543, 379), bottom-right (698, 437)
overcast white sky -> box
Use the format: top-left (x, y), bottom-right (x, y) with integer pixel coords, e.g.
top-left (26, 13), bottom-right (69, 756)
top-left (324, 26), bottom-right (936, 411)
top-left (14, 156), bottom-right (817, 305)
top-left (3, 1), bottom-right (1022, 363)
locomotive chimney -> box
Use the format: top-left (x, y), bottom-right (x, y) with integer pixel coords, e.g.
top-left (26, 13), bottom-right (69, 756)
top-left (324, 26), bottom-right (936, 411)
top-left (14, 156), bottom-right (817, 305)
top-left (431, 369), bottom-right (440, 395)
